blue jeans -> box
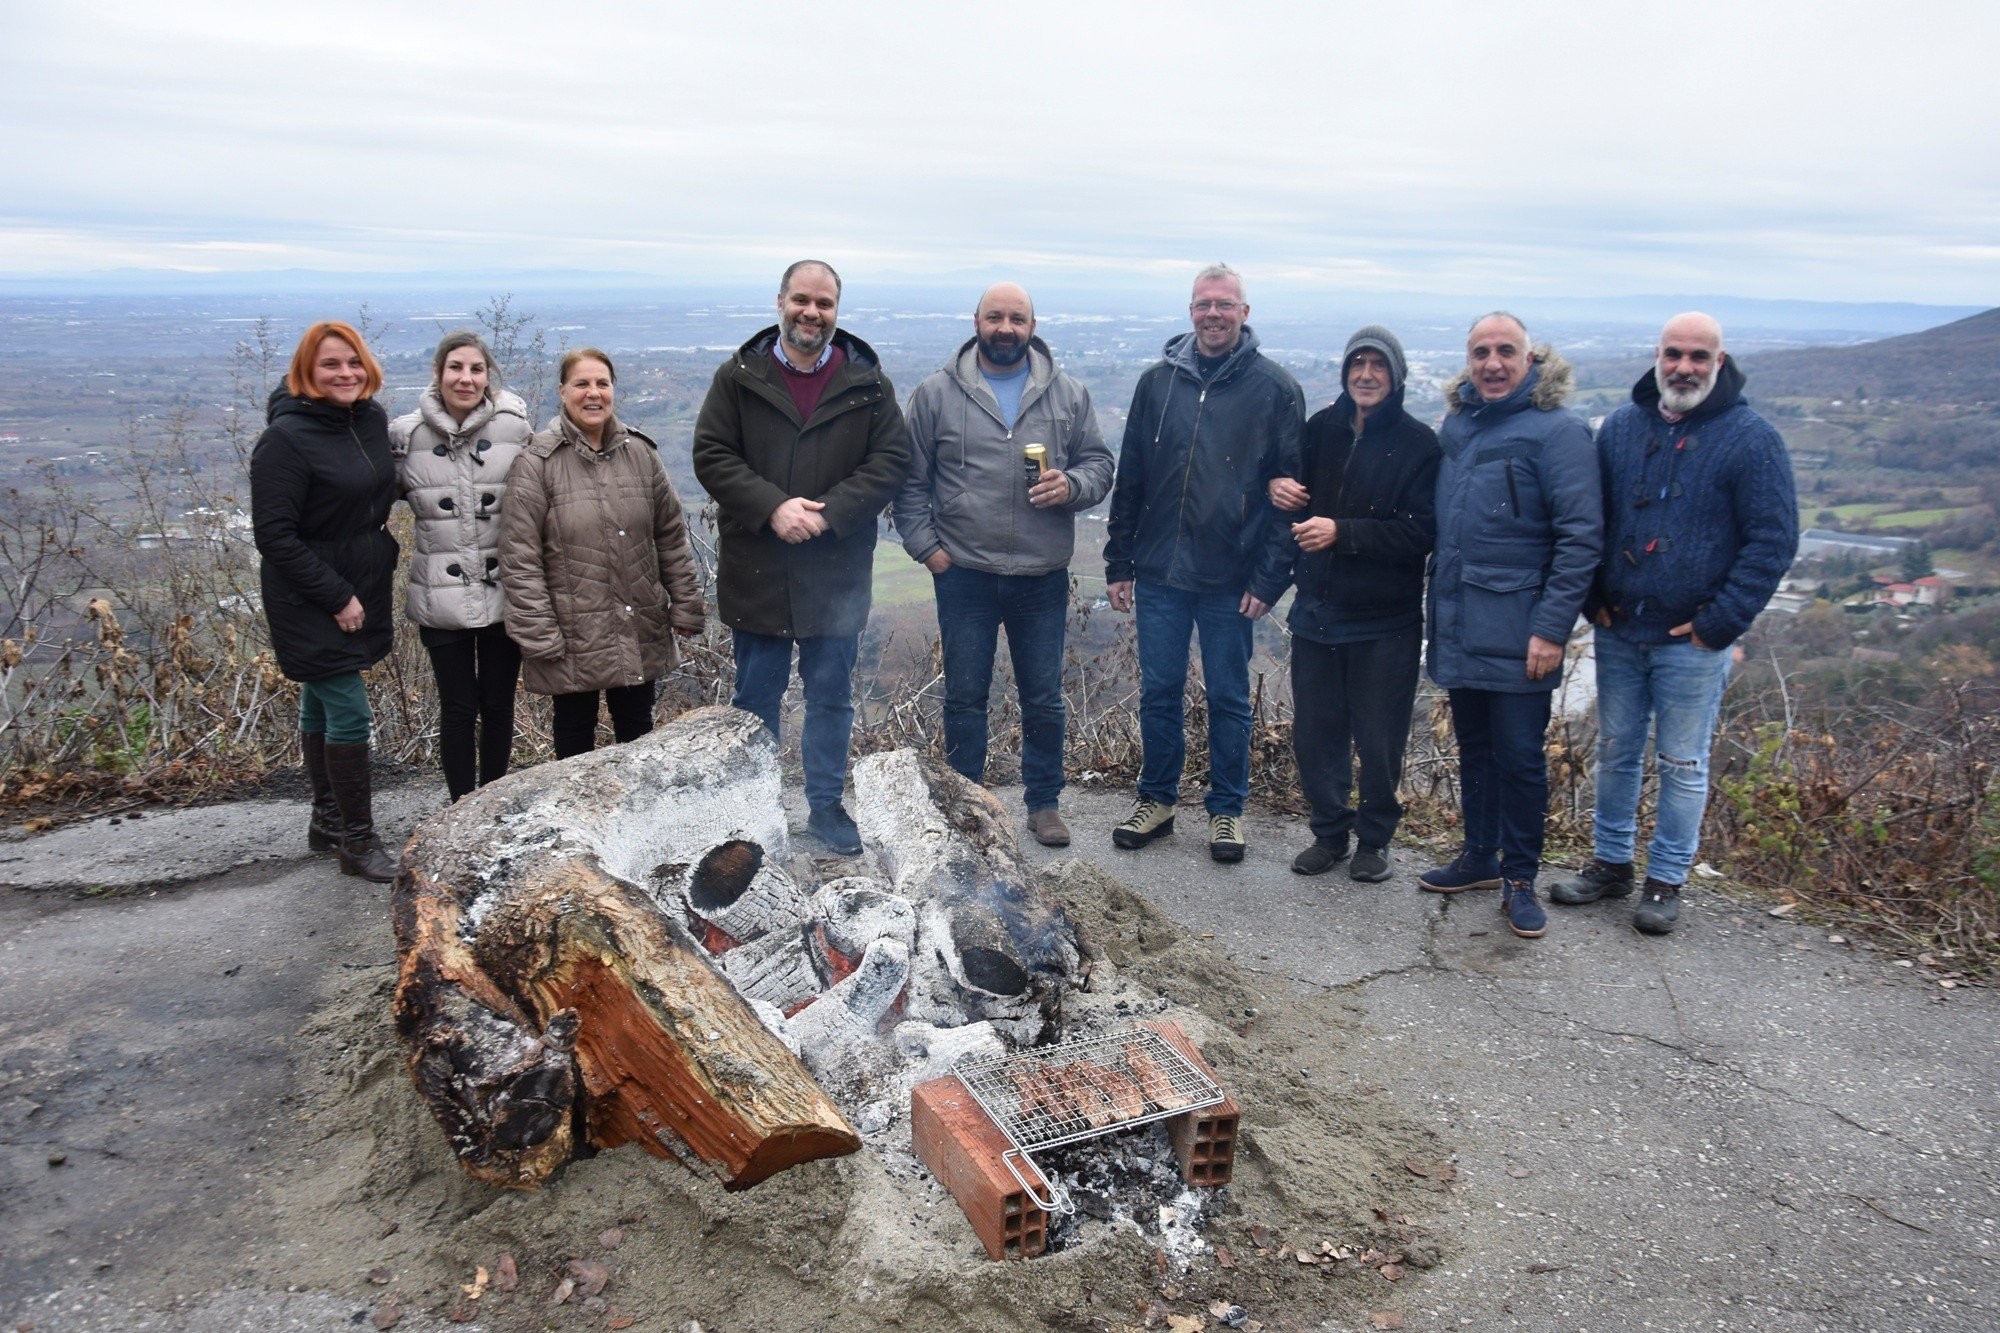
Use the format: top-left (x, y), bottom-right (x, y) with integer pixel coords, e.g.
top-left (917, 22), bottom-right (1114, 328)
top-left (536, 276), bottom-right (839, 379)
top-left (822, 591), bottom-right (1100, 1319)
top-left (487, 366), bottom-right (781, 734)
top-left (934, 565), bottom-right (1069, 812)
top-left (731, 630), bottom-right (860, 811)
top-left (1135, 580), bottom-right (1253, 816)
top-left (1591, 633), bottom-right (1733, 886)
top-left (1448, 687), bottom-right (1553, 883)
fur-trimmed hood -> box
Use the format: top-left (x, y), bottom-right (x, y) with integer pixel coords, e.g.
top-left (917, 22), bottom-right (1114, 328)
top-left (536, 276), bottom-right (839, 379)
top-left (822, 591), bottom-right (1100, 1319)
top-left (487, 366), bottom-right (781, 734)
top-left (1442, 344), bottom-right (1575, 414)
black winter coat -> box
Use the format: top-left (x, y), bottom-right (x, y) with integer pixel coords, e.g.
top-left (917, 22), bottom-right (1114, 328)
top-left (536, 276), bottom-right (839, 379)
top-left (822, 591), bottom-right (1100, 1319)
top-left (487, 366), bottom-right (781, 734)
top-left (251, 388), bottom-right (400, 681)
top-left (1250, 389), bottom-right (1440, 638)
top-left (1104, 327), bottom-right (1305, 596)
top-left (691, 328), bottom-right (910, 638)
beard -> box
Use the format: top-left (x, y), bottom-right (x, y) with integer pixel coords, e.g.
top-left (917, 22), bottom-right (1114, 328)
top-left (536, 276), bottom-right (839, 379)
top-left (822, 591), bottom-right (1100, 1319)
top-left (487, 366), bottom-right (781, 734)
top-left (1655, 363), bottom-right (1717, 414)
top-left (781, 315), bottom-right (831, 358)
top-left (977, 333), bottom-right (1028, 368)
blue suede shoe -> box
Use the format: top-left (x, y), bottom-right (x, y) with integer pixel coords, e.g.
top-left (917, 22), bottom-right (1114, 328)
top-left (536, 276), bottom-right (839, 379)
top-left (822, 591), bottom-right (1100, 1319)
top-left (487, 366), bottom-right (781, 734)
top-left (1502, 879), bottom-right (1547, 938)
top-left (1417, 851), bottom-right (1503, 894)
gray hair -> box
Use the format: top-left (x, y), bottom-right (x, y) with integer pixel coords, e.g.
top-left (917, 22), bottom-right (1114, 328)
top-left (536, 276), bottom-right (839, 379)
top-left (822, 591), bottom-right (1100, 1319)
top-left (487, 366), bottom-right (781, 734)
top-left (1192, 263), bottom-right (1246, 304)
top-left (431, 329), bottom-right (500, 385)
top-left (1468, 310), bottom-right (1530, 343)
top-left (781, 259), bottom-right (843, 299)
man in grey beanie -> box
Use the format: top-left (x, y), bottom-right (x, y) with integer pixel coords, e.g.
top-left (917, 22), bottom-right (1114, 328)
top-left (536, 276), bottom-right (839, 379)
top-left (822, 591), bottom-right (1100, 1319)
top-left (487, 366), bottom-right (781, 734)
top-left (1253, 326), bottom-right (1441, 881)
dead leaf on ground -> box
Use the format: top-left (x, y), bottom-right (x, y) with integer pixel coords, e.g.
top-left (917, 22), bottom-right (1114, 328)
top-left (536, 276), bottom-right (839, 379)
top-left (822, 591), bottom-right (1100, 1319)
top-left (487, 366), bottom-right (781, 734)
top-left (549, 1277), bottom-right (575, 1307)
top-left (366, 1267), bottom-right (393, 1286)
top-left (1249, 1223), bottom-right (1276, 1249)
top-left (566, 1259), bottom-right (611, 1298)
top-left (1166, 1316), bottom-right (1204, 1333)
top-left (460, 1266), bottom-right (488, 1300)
top-left (1767, 903), bottom-right (1797, 917)
top-left (370, 1303), bottom-right (402, 1331)
top-left (599, 1227), bottom-right (625, 1250)
top-left (608, 1315), bottom-right (637, 1331)
top-left (492, 1253), bottom-right (518, 1291)
top-left (1379, 1263), bottom-right (1405, 1281)
top-left (1214, 1245), bottom-right (1236, 1269)
top-left (446, 1306), bottom-right (476, 1324)
top-left (1369, 1313), bottom-right (1405, 1330)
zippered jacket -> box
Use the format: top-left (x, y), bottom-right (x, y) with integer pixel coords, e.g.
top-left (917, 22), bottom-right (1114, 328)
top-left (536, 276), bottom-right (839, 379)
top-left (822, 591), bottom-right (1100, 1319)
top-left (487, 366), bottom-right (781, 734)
top-left (1104, 327), bottom-right (1306, 595)
top-left (895, 337), bottom-right (1113, 576)
top-left (498, 414), bottom-right (705, 696)
top-left (390, 386), bottom-right (531, 631)
top-left (250, 387), bottom-right (399, 682)
top-left (1587, 359), bottom-right (1798, 649)
top-left (1426, 349), bottom-right (1603, 693)
top-left (692, 327), bottom-right (911, 638)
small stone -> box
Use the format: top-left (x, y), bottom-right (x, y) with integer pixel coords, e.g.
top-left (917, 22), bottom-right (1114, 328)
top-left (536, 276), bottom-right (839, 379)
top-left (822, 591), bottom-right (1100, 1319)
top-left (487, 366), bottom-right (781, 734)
top-left (46, 1152), bottom-right (66, 1168)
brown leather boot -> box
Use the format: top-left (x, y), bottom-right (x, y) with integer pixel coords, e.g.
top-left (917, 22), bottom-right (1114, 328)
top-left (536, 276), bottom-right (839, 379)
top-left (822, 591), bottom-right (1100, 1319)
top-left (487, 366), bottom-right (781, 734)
top-left (301, 732), bottom-right (341, 853)
top-left (323, 741), bottom-right (400, 883)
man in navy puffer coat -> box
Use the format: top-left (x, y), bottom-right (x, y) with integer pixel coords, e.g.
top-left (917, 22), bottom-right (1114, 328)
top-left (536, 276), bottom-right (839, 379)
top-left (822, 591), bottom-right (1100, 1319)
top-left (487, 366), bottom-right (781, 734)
top-left (1421, 314), bottom-right (1603, 939)
top-left (1551, 313), bottom-right (1798, 935)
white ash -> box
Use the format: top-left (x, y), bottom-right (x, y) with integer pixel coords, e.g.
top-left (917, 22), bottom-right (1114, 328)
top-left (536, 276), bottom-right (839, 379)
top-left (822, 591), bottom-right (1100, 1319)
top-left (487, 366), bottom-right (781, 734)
top-left (788, 937), bottom-right (912, 1086)
top-left (1041, 1124), bottom-right (1221, 1264)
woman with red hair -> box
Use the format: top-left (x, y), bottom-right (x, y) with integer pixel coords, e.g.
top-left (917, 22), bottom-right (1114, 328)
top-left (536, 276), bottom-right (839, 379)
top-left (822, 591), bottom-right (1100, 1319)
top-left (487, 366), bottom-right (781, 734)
top-left (250, 321), bottom-right (402, 882)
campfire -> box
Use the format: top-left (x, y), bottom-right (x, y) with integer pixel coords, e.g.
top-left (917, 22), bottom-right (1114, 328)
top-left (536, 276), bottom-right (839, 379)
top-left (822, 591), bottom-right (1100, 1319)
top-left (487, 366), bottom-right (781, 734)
top-left (391, 706), bottom-right (1238, 1260)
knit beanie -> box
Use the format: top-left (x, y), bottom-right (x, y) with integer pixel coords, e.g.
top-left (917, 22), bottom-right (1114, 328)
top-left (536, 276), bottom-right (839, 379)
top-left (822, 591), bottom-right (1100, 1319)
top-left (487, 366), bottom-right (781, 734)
top-left (1343, 325), bottom-right (1408, 394)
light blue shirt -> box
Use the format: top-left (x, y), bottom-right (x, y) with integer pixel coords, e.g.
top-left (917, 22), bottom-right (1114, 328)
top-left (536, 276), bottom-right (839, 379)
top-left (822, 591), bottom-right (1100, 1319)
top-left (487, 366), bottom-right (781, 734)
top-left (980, 361), bottom-right (1030, 431)
top-left (772, 334), bottom-right (835, 374)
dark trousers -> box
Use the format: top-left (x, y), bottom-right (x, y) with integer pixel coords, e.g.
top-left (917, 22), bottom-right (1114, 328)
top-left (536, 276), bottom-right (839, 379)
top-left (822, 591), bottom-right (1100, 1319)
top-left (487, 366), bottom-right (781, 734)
top-left (1291, 629), bottom-right (1422, 851)
top-left (424, 624), bottom-right (522, 799)
top-left (1448, 687), bottom-right (1554, 883)
top-left (934, 565), bottom-right (1069, 813)
top-left (551, 680), bottom-right (656, 760)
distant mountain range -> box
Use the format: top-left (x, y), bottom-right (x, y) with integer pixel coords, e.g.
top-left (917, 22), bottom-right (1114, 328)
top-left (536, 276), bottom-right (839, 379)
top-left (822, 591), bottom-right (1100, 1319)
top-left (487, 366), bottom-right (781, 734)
top-left (1741, 307), bottom-right (2000, 403)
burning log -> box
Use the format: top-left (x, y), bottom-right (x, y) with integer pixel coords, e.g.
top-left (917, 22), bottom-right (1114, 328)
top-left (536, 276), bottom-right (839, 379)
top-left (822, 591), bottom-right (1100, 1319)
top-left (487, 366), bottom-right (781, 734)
top-left (392, 708), bottom-right (860, 1190)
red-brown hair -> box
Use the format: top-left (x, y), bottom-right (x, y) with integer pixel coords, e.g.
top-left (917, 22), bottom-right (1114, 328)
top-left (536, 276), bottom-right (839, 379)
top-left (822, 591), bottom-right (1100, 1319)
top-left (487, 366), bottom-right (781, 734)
top-left (284, 321), bottom-right (385, 400)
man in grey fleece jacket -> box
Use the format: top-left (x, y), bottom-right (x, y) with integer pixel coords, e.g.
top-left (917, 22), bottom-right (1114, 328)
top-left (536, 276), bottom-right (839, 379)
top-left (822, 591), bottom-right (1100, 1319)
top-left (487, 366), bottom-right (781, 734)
top-left (895, 282), bottom-right (1114, 846)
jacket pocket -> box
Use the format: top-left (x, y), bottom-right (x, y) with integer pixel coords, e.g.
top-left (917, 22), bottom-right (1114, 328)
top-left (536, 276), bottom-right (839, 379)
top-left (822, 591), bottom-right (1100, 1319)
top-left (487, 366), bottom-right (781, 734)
top-left (1460, 563), bottom-right (1543, 659)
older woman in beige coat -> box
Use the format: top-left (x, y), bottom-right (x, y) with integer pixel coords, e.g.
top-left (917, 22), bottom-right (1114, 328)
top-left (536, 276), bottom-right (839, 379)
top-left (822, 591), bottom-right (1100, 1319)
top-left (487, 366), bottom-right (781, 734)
top-left (499, 348), bottom-right (705, 759)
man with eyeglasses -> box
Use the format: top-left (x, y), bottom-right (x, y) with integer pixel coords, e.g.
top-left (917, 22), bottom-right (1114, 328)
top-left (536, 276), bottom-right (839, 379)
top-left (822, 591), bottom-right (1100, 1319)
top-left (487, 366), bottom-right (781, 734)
top-left (1549, 312), bottom-right (1797, 934)
top-left (1104, 263), bottom-right (1306, 862)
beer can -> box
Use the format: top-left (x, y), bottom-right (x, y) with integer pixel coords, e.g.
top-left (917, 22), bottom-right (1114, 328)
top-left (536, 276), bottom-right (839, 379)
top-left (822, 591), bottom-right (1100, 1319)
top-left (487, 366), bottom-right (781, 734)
top-left (1024, 443), bottom-right (1047, 485)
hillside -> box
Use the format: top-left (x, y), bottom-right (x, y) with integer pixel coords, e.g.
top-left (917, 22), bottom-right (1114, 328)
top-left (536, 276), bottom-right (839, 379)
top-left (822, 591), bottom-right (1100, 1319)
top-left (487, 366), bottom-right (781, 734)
top-left (1742, 306), bottom-right (2000, 403)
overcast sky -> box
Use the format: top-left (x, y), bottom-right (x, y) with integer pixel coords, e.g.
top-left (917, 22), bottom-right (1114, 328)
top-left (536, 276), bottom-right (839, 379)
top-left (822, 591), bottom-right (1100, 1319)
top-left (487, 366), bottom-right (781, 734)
top-left (2, 0), bottom-right (1996, 305)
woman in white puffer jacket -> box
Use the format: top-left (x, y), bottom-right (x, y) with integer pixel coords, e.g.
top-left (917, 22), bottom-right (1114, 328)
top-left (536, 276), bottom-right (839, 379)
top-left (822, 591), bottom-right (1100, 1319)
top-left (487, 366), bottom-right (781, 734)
top-left (390, 331), bottom-right (532, 799)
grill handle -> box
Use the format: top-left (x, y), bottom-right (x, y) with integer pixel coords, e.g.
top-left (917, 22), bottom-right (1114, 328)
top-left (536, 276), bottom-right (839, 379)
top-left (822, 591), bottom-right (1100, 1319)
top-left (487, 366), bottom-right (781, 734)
top-left (1003, 1147), bottom-right (1071, 1215)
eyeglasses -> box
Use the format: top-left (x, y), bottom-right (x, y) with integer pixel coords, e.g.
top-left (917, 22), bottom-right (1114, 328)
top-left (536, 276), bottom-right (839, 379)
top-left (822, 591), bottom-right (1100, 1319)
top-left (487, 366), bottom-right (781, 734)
top-left (1190, 300), bottom-right (1242, 314)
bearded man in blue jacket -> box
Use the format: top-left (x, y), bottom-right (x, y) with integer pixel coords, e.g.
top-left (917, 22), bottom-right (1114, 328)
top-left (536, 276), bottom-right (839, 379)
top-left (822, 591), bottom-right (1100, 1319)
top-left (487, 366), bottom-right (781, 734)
top-left (1550, 313), bottom-right (1798, 935)
top-left (1421, 313), bottom-right (1603, 939)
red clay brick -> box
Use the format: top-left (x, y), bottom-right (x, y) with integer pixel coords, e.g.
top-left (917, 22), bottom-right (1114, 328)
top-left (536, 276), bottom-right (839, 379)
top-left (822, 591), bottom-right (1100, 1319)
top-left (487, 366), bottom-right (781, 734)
top-left (910, 1076), bottom-right (1049, 1260)
top-left (1140, 1020), bottom-right (1241, 1188)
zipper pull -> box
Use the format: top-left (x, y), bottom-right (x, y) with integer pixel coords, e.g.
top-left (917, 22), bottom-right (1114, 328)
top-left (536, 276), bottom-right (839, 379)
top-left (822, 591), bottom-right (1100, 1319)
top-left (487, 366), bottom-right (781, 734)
top-left (1198, 389), bottom-right (1207, 404)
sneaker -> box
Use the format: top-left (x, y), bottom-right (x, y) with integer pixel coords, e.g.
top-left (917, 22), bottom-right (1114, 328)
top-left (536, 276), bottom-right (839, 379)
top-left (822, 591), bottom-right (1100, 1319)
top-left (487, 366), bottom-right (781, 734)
top-left (807, 802), bottom-right (863, 856)
top-left (1208, 814), bottom-right (1246, 863)
top-left (1633, 879), bottom-right (1682, 935)
top-left (1549, 857), bottom-right (1635, 905)
top-left (1418, 851), bottom-right (1502, 894)
top-left (1502, 879), bottom-right (1547, 938)
top-left (1112, 798), bottom-right (1176, 849)
top-left (1291, 840), bottom-right (1350, 875)
top-left (1349, 846), bottom-right (1393, 882)
top-left (1025, 807), bottom-right (1071, 848)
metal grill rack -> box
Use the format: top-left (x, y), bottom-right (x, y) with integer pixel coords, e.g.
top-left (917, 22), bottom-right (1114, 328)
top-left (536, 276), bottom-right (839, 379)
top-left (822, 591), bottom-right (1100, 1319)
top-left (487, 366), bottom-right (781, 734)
top-left (956, 1027), bottom-right (1226, 1214)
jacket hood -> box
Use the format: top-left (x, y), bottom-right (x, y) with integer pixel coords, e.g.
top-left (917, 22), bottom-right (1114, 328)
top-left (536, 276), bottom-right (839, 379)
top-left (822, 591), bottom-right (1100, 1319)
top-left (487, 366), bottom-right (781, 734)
top-left (415, 384), bottom-right (529, 441)
top-left (737, 324), bottom-right (882, 370)
top-left (944, 335), bottom-right (1054, 390)
top-left (266, 385), bottom-right (383, 428)
top-left (1162, 324), bottom-right (1264, 381)
top-left (1442, 344), bottom-right (1575, 415)
top-left (1627, 354), bottom-right (1747, 422)
top-left (1333, 384), bottom-right (1411, 433)
top-left (529, 412), bottom-right (649, 459)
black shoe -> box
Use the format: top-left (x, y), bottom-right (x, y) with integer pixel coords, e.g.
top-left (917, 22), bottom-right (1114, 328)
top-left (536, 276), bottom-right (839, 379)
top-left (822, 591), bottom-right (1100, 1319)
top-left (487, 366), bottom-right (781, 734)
top-left (1291, 840), bottom-right (1350, 875)
top-left (808, 802), bottom-right (863, 856)
top-left (323, 741), bottom-right (400, 883)
top-left (1349, 846), bottom-right (1392, 882)
top-left (302, 731), bottom-right (340, 853)
top-left (1502, 879), bottom-right (1547, 938)
top-left (1633, 879), bottom-right (1682, 935)
top-left (1418, 851), bottom-right (1502, 893)
top-left (1549, 857), bottom-right (1635, 905)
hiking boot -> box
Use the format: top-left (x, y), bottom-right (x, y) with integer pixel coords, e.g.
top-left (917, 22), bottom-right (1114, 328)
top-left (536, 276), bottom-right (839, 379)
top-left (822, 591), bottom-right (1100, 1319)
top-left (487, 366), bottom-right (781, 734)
top-left (302, 731), bottom-right (340, 854)
top-left (1112, 798), bottom-right (1175, 849)
top-left (1208, 815), bottom-right (1246, 863)
top-left (1549, 857), bottom-right (1635, 905)
top-left (1349, 846), bottom-right (1393, 883)
top-left (1291, 840), bottom-right (1350, 875)
top-left (1502, 879), bottom-right (1547, 938)
top-left (1633, 879), bottom-right (1682, 935)
top-left (323, 741), bottom-right (400, 883)
top-left (807, 802), bottom-right (863, 856)
top-left (1025, 807), bottom-right (1071, 848)
top-left (1418, 851), bottom-right (1502, 894)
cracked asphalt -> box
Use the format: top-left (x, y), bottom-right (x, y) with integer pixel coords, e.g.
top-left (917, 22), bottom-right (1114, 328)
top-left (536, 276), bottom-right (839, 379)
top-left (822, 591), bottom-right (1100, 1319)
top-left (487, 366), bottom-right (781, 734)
top-left (2, 781), bottom-right (1995, 1331)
